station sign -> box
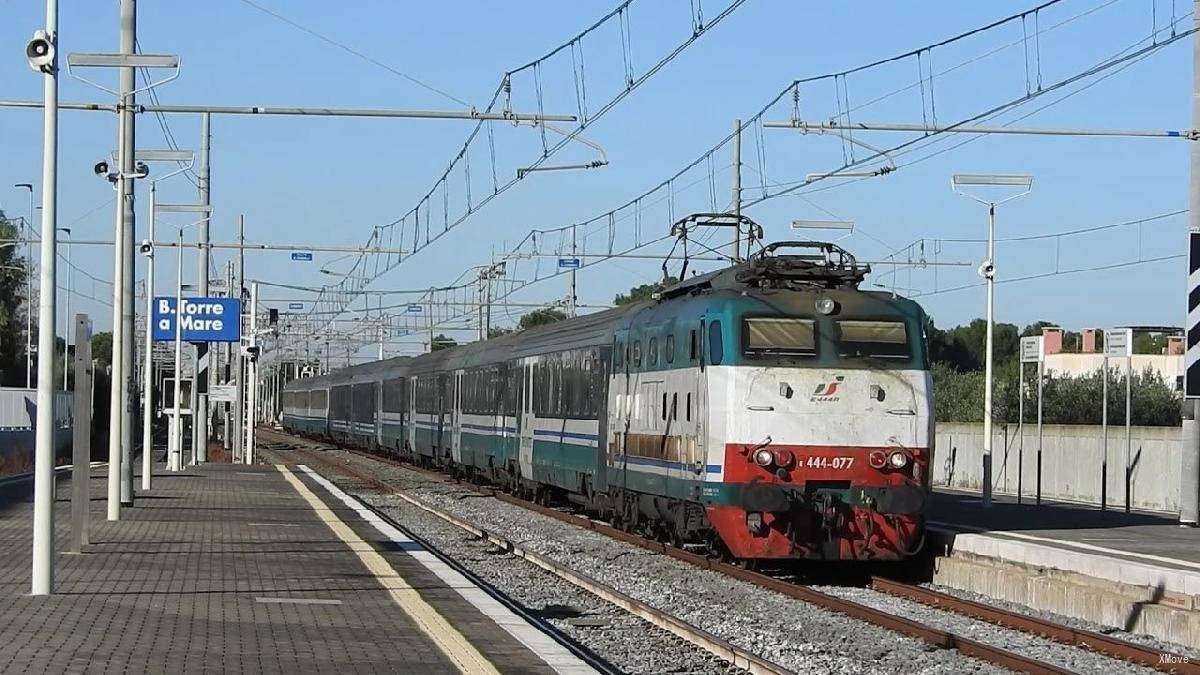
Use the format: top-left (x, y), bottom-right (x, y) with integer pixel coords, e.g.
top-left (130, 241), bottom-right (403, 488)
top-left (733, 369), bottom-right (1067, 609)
top-left (557, 257), bottom-right (582, 269)
top-left (394, 329), bottom-right (410, 337)
top-left (209, 384), bottom-right (236, 403)
top-left (290, 252), bottom-right (313, 261)
top-left (152, 297), bottom-right (241, 342)
top-left (1019, 336), bottom-right (1044, 364)
top-left (1105, 328), bottom-right (1133, 358)
top-left (288, 302), bottom-right (304, 310)
top-left (406, 304), bottom-right (423, 314)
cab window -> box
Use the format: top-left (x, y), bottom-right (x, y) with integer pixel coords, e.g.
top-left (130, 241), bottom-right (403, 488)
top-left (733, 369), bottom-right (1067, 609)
top-left (708, 321), bottom-right (723, 366)
top-left (838, 320), bottom-right (910, 359)
top-left (743, 318), bottom-right (816, 357)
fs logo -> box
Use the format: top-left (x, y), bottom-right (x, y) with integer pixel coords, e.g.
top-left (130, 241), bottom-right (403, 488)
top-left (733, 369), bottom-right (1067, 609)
top-left (811, 376), bottom-right (845, 402)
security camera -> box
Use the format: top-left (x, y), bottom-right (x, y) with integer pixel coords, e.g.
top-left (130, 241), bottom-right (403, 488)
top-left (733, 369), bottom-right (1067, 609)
top-left (138, 239), bottom-right (153, 256)
top-left (135, 161), bottom-right (149, 177)
top-left (26, 30), bottom-right (55, 73)
top-left (93, 161), bottom-right (109, 176)
top-left (242, 345), bottom-right (260, 362)
top-left (977, 260), bottom-right (995, 280)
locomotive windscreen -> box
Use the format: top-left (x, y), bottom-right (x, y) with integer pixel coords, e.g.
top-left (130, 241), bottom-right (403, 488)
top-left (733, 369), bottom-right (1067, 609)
top-left (837, 320), bottom-right (909, 359)
top-left (744, 318), bottom-right (816, 356)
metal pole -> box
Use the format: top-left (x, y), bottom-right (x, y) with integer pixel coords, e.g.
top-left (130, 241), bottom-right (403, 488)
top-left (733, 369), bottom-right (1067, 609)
top-left (1018, 362), bottom-right (1024, 505)
top-left (981, 204), bottom-right (996, 508)
top-left (1037, 358), bottom-right (1044, 505)
top-left (1126, 355), bottom-right (1133, 513)
top-left (171, 229), bottom-right (184, 473)
top-left (24, 186), bottom-right (33, 389)
top-left (245, 282), bottom-right (258, 464)
top-left (61, 228), bottom-right (70, 389)
top-left (1182, 11), bottom-right (1200, 527)
top-left (232, 216), bottom-right (244, 463)
top-left (30, 0), bottom-right (59, 596)
top-left (118, 0), bottom-right (137, 506)
top-left (569, 225), bottom-right (577, 317)
top-left (69, 314), bottom-right (91, 555)
top-left (731, 119), bottom-right (742, 262)
top-left (195, 112), bottom-right (210, 463)
top-left (1102, 354), bottom-right (1109, 512)
top-left (223, 261), bottom-right (232, 452)
top-left (141, 185), bottom-right (155, 490)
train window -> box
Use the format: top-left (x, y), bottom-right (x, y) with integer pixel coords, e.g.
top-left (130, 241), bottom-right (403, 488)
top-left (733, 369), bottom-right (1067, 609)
top-left (648, 338), bottom-right (658, 366)
top-left (632, 341), bottom-right (642, 368)
top-left (689, 329), bottom-right (698, 361)
top-left (671, 392), bottom-right (678, 421)
top-left (614, 340), bottom-right (624, 369)
top-left (686, 393), bottom-right (692, 422)
top-left (661, 392), bottom-right (667, 421)
top-left (743, 318), bottom-right (816, 357)
top-left (708, 321), bottom-right (724, 365)
top-left (838, 320), bottom-right (910, 359)
top-left (665, 335), bottom-right (675, 363)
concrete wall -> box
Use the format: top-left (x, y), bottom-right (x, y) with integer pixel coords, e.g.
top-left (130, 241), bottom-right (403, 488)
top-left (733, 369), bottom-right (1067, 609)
top-left (933, 421), bottom-right (1181, 514)
top-left (0, 388), bottom-right (73, 476)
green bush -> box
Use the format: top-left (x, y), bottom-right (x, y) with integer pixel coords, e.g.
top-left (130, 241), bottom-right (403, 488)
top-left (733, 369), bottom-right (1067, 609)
top-left (933, 364), bottom-right (1181, 426)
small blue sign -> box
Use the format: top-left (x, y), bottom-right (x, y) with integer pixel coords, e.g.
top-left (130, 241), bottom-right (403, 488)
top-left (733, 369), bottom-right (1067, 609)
top-left (291, 252), bottom-right (313, 261)
top-left (406, 304), bottom-right (423, 314)
top-left (152, 297), bottom-right (241, 342)
top-left (557, 257), bottom-right (581, 269)
top-left (288, 302), bottom-right (304, 310)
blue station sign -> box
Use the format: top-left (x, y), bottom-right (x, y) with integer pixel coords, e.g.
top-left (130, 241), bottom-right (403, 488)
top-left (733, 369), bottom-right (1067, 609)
top-left (406, 304), bottom-right (423, 314)
top-left (557, 257), bottom-right (581, 269)
top-left (152, 297), bottom-right (241, 342)
top-left (288, 302), bottom-right (304, 310)
top-left (291, 252), bottom-right (313, 261)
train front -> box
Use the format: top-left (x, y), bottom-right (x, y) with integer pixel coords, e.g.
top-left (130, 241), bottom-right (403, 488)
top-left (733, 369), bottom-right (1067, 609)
top-left (702, 289), bottom-right (933, 562)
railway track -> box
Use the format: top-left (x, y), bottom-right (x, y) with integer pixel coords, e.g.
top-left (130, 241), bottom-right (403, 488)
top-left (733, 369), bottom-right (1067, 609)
top-left (260, 428), bottom-right (1198, 675)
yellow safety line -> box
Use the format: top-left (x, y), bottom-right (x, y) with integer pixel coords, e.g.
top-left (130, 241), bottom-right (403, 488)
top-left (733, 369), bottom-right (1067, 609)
top-left (275, 464), bottom-right (500, 675)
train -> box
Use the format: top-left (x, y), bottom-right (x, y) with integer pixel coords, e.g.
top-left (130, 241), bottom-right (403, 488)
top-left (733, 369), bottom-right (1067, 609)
top-left (281, 239), bottom-right (934, 562)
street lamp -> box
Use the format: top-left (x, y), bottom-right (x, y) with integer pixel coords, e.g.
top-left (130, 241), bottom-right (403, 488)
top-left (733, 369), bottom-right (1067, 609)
top-left (952, 173), bottom-right (1033, 509)
top-left (14, 183), bottom-right (33, 388)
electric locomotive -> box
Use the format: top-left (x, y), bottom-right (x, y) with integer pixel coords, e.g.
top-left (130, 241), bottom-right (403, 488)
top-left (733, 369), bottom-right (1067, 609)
top-left (282, 238), bottom-right (933, 562)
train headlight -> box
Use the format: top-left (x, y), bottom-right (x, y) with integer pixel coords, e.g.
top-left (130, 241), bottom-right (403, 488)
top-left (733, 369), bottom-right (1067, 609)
top-left (869, 450), bottom-right (887, 469)
top-left (753, 448), bottom-right (775, 467)
top-left (815, 296), bottom-right (838, 315)
top-left (887, 450), bottom-right (910, 469)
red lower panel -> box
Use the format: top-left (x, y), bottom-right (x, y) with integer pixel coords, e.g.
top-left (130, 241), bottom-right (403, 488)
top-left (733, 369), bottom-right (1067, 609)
top-left (706, 504), bottom-right (922, 560)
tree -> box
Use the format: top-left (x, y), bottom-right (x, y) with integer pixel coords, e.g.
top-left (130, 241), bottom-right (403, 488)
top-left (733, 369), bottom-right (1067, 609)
top-left (91, 331), bottom-right (113, 371)
top-left (431, 334), bottom-right (456, 352)
top-left (614, 276), bottom-right (678, 306)
top-left (0, 212), bottom-right (30, 386)
top-left (518, 308), bottom-right (567, 330)
top-left (488, 326), bottom-right (514, 339)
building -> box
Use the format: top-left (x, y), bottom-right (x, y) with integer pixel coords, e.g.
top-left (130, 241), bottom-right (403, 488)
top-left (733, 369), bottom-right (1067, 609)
top-left (1039, 326), bottom-right (1184, 389)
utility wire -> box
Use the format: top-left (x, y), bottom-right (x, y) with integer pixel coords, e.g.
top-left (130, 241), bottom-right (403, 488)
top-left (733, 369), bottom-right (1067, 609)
top-left (235, 0), bottom-right (472, 108)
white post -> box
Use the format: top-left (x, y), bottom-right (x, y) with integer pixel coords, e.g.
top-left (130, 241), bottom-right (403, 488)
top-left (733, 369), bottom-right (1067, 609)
top-left (171, 229), bottom-right (184, 472)
top-left (981, 204), bottom-right (996, 508)
top-left (118, 0), bottom-right (138, 507)
top-left (731, 119), bottom-right (742, 262)
top-left (1125, 354), bottom-right (1133, 513)
top-left (30, 0), bottom-right (59, 596)
top-left (106, 118), bottom-right (125, 519)
top-left (1102, 353), bottom-right (1109, 511)
top-left (1017, 361), bottom-right (1024, 504)
top-left (141, 185), bottom-right (155, 490)
top-left (24, 186), bottom-right (33, 389)
top-left (1036, 358), bottom-right (1044, 505)
top-left (245, 282), bottom-right (258, 464)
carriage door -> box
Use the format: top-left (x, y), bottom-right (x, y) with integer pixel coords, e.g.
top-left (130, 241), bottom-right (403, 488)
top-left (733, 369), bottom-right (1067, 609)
top-left (518, 359), bottom-right (535, 480)
top-left (609, 331), bottom-right (631, 473)
top-left (452, 370), bottom-right (464, 464)
top-left (692, 322), bottom-right (708, 477)
top-left (407, 378), bottom-right (417, 453)
top-left (374, 382), bottom-right (383, 448)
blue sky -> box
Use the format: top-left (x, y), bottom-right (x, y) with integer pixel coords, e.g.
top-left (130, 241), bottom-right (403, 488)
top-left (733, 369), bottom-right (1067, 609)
top-left (0, 1), bottom-right (1192, 354)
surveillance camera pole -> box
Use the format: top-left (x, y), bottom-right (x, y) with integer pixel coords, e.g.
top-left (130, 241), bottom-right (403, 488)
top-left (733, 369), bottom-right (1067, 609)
top-left (170, 227), bottom-right (184, 472)
top-left (141, 183), bottom-right (156, 489)
top-left (194, 112), bottom-right (210, 464)
top-left (30, 0), bottom-right (59, 596)
top-left (118, 0), bottom-right (137, 507)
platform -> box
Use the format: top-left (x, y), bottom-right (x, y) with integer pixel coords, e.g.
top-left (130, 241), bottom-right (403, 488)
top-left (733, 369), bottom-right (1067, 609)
top-left (0, 461), bottom-right (595, 674)
top-left (928, 486), bottom-right (1200, 647)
